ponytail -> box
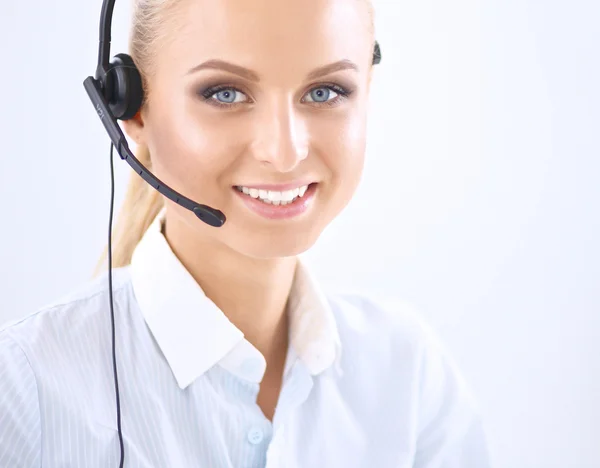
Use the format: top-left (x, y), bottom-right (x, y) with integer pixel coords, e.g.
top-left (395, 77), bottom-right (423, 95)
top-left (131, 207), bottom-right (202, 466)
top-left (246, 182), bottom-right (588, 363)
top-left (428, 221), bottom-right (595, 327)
top-left (92, 143), bottom-right (164, 278)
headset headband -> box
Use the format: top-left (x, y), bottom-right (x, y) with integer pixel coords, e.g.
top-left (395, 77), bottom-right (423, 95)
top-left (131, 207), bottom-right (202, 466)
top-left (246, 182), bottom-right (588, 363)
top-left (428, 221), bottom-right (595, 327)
top-left (96, 0), bottom-right (116, 81)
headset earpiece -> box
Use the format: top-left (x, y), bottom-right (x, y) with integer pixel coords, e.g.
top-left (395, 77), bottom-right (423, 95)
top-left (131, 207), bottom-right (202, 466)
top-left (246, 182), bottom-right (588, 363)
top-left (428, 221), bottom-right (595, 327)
top-left (372, 41), bottom-right (382, 65)
top-left (104, 53), bottom-right (144, 121)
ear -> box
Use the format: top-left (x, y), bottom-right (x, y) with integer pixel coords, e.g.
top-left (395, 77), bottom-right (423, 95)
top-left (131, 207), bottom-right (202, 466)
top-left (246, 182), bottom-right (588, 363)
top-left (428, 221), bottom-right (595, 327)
top-left (121, 109), bottom-right (146, 146)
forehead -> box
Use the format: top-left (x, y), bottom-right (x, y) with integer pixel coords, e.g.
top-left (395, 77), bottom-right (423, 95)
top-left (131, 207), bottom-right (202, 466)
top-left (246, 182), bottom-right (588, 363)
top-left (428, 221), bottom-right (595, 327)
top-left (162, 0), bottom-right (372, 79)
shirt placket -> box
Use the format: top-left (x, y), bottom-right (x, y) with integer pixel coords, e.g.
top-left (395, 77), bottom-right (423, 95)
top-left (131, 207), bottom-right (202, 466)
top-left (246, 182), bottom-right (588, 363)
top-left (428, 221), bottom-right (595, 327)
top-left (265, 360), bottom-right (314, 468)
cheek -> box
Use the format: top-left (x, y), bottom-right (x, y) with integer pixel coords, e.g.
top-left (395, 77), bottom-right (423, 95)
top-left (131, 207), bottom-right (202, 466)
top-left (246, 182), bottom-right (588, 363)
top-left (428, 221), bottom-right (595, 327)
top-left (146, 102), bottom-right (241, 192)
top-left (319, 111), bottom-right (368, 186)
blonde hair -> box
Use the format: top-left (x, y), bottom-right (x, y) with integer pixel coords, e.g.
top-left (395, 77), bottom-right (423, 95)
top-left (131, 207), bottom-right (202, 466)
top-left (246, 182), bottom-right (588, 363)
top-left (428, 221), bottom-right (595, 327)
top-left (92, 0), bottom-right (375, 278)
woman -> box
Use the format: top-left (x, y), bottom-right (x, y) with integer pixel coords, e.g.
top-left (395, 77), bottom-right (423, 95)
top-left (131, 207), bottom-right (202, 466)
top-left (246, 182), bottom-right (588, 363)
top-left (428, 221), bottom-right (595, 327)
top-left (0, 0), bottom-right (491, 466)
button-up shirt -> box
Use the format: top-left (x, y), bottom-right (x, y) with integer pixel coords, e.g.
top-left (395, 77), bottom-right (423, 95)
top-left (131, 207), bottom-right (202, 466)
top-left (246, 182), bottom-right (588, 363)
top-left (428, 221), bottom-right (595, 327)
top-left (0, 208), bottom-right (492, 467)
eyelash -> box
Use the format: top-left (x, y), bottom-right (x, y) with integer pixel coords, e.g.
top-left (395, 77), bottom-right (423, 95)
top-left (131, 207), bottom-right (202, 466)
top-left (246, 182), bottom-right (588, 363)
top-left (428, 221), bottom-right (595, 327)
top-left (198, 83), bottom-right (353, 109)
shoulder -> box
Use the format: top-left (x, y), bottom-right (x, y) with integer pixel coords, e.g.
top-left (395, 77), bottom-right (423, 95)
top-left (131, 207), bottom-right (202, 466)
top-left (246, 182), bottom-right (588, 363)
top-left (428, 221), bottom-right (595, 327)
top-left (327, 292), bottom-right (443, 356)
top-left (328, 292), bottom-right (482, 414)
top-left (328, 291), bottom-right (478, 401)
top-left (328, 292), bottom-right (490, 463)
top-left (0, 266), bottom-right (134, 362)
top-left (0, 331), bottom-right (43, 464)
top-left (0, 270), bottom-right (133, 466)
top-left (326, 292), bottom-right (451, 389)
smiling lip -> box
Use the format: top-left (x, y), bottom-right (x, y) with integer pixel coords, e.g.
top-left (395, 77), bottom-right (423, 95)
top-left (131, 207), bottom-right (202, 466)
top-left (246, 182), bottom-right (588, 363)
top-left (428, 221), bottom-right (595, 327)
top-left (233, 182), bottom-right (318, 220)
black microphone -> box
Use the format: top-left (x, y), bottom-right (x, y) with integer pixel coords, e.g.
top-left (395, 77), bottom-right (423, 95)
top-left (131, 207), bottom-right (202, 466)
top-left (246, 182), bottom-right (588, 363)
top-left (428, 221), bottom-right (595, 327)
top-left (83, 77), bottom-right (226, 227)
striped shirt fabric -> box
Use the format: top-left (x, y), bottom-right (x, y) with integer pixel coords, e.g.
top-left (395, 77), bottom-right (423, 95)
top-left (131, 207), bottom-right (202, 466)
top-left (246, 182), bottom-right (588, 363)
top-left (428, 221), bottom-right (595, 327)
top-left (0, 208), bottom-right (492, 467)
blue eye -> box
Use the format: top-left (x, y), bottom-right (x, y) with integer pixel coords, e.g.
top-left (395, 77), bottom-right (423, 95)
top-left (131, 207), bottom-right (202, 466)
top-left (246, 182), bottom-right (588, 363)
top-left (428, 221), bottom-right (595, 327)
top-left (215, 89), bottom-right (235, 103)
top-left (209, 88), bottom-right (248, 104)
top-left (306, 87), bottom-right (336, 103)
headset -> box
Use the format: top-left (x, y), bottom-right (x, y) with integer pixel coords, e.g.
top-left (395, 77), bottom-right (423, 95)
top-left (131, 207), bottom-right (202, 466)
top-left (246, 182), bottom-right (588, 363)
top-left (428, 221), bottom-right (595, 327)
top-left (83, 0), bottom-right (381, 465)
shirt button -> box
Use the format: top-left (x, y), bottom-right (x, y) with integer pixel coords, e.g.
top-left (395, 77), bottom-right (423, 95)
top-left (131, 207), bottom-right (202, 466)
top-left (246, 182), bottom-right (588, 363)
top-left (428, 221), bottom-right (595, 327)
top-left (247, 427), bottom-right (264, 445)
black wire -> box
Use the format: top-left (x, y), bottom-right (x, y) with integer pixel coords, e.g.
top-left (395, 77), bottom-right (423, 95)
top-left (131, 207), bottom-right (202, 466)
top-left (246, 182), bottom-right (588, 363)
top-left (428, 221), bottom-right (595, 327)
top-left (109, 142), bottom-right (125, 467)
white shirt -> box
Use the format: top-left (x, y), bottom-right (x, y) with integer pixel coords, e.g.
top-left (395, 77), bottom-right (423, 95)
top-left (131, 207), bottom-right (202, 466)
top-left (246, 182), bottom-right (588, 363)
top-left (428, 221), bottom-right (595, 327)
top-left (0, 208), bottom-right (492, 467)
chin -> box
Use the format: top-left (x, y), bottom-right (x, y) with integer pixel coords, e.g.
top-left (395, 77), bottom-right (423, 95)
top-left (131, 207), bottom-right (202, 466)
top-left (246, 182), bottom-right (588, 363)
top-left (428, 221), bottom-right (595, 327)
top-left (233, 228), bottom-right (321, 259)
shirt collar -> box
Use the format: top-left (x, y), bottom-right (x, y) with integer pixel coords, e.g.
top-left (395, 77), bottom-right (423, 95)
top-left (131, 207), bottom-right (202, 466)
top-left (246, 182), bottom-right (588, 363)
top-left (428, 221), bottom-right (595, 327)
top-left (130, 207), bottom-right (342, 390)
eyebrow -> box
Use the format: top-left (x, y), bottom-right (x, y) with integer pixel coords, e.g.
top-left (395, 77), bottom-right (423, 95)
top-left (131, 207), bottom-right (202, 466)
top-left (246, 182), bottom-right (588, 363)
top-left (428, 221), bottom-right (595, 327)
top-left (186, 59), bottom-right (359, 82)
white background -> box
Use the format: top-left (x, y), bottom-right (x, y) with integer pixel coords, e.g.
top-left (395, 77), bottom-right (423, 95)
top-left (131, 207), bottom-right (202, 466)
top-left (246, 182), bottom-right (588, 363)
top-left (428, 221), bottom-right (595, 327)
top-left (1, 0), bottom-right (598, 466)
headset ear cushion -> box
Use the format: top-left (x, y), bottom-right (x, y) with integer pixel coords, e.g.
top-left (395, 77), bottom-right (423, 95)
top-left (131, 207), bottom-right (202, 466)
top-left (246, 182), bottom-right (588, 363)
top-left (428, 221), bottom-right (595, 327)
top-left (107, 53), bottom-right (144, 120)
top-left (372, 41), bottom-right (381, 65)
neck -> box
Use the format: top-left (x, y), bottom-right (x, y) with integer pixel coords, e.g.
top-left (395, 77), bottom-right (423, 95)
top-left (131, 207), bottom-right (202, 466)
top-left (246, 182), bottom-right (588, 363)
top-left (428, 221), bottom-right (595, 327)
top-left (162, 211), bottom-right (296, 361)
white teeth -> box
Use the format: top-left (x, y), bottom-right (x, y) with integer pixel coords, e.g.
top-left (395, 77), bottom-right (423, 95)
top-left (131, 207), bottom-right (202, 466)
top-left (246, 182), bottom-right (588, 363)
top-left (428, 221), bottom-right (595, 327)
top-left (268, 191), bottom-right (282, 202)
top-left (283, 189), bottom-right (297, 202)
top-left (236, 184), bottom-right (312, 205)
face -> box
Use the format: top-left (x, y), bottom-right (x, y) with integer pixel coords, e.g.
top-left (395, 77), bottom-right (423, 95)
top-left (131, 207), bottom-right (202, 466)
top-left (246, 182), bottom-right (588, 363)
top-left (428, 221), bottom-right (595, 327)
top-left (125, 0), bottom-right (375, 259)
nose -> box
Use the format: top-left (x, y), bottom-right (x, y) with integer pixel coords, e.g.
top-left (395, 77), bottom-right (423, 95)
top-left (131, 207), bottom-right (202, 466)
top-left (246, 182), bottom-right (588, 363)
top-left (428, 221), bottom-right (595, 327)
top-left (249, 99), bottom-right (309, 173)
